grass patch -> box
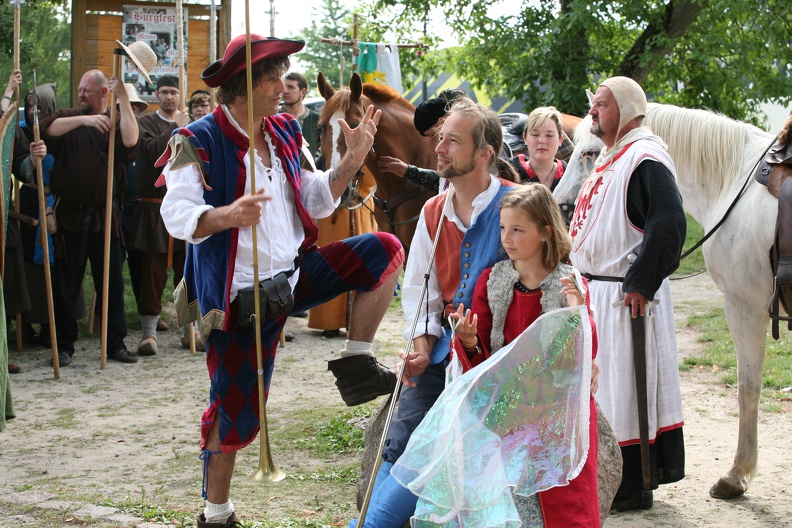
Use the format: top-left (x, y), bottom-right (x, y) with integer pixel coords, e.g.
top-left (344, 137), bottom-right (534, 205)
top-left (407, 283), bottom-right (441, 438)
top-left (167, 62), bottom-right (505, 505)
top-left (684, 306), bottom-right (792, 403)
top-left (281, 406), bottom-right (374, 458)
top-left (50, 407), bottom-right (78, 429)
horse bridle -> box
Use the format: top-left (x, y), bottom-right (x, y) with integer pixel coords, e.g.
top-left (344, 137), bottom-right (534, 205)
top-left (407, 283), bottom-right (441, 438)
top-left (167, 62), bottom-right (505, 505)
top-left (343, 144), bottom-right (425, 227)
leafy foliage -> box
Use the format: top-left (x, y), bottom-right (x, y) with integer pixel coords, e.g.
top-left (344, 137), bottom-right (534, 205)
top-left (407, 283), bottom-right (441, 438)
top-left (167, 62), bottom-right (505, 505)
top-left (361, 0), bottom-right (792, 122)
top-left (0, 0), bottom-right (71, 108)
top-left (294, 0), bottom-right (356, 94)
top-left (294, 0), bottom-right (429, 94)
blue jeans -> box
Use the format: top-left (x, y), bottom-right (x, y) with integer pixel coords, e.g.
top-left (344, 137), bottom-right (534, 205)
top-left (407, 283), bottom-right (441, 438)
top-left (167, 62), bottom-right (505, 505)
top-left (350, 359), bottom-right (449, 527)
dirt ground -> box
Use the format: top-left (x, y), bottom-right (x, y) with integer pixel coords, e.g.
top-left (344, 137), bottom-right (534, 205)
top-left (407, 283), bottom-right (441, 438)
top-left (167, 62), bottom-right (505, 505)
top-left (1, 272), bottom-right (791, 527)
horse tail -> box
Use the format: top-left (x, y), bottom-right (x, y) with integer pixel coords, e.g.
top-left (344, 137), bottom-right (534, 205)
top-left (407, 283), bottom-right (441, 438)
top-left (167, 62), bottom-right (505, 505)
top-left (495, 157), bottom-right (520, 183)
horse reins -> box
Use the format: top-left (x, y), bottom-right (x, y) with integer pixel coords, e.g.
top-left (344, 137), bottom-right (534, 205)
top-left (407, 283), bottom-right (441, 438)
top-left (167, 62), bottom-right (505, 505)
top-left (675, 137), bottom-right (775, 266)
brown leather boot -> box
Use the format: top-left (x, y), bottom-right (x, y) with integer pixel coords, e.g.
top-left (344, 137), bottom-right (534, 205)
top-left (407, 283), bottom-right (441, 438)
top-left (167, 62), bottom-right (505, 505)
top-left (328, 355), bottom-right (397, 406)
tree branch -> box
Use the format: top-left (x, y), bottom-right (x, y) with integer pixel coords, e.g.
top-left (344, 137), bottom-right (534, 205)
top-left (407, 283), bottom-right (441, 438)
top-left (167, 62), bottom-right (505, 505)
top-left (618, 0), bottom-right (709, 83)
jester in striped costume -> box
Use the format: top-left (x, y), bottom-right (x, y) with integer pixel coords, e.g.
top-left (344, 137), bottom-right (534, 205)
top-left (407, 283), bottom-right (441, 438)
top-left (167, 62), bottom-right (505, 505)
top-left (157, 35), bottom-right (404, 528)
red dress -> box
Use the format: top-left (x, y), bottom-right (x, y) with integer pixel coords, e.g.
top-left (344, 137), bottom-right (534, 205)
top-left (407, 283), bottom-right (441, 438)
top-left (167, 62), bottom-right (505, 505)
top-left (455, 267), bottom-right (601, 528)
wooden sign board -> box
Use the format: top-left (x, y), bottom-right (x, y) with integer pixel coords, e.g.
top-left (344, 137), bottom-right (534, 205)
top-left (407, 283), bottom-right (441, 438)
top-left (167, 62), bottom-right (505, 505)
top-left (71, 0), bottom-right (231, 111)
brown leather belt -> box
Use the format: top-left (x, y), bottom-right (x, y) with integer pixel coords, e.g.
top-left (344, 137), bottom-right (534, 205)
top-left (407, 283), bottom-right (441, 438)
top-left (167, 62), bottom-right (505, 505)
top-left (140, 197), bottom-right (163, 204)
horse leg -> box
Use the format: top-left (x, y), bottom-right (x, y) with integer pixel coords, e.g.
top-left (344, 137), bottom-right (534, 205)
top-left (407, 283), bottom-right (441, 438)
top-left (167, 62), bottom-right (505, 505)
top-left (709, 296), bottom-right (768, 499)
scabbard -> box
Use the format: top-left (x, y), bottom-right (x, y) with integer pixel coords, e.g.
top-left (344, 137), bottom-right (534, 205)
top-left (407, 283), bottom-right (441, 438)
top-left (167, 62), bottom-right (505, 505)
top-left (630, 312), bottom-right (651, 490)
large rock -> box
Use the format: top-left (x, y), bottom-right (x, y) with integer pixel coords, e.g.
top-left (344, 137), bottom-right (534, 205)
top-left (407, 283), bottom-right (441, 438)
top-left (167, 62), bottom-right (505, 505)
top-left (595, 402), bottom-right (623, 525)
top-left (357, 399), bottom-right (623, 527)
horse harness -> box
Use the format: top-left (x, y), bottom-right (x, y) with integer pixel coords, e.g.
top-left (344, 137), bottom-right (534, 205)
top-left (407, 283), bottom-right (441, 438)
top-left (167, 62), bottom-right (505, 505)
top-left (340, 146), bottom-right (425, 228)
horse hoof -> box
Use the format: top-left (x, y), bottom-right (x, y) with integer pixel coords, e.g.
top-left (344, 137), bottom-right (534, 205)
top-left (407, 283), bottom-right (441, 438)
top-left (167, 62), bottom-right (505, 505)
top-left (709, 479), bottom-right (746, 499)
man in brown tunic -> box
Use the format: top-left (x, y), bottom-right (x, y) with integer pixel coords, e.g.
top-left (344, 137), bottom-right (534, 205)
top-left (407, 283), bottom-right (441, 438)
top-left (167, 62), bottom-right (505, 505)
top-left (40, 69), bottom-right (139, 365)
top-left (129, 75), bottom-right (195, 355)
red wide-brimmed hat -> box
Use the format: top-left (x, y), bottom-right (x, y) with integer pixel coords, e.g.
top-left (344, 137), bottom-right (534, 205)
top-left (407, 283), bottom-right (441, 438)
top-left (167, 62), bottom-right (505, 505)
top-left (201, 34), bottom-right (305, 88)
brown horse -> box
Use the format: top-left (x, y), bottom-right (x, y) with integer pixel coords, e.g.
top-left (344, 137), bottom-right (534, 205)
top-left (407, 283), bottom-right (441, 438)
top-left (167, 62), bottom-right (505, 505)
top-left (316, 72), bottom-right (436, 253)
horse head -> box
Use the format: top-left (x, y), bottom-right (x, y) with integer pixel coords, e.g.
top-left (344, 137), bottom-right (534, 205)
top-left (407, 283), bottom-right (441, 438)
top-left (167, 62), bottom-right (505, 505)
top-left (316, 72), bottom-right (436, 252)
top-left (553, 113), bottom-right (602, 208)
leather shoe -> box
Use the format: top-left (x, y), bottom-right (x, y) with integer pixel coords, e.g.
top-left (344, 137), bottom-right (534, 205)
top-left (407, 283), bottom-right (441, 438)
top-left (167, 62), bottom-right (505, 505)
top-left (328, 355), bottom-right (397, 406)
top-left (156, 318), bottom-right (170, 332)
top-left (108, 346), bottom-right (138, 364)
top-left (181, 332), bottom-right (206, 351)
top-left (196, 512), bottom-right (242, 527)
top-left (321, 329), bottom-right (341, 339)
top-left (137, 336), bottom-right (158, 356)
top-left (611, 490), bottom-right (653, 511)
top-left (52, 352), bottom-right (71, 367)
top-left (284, 332), bottom-right (295, 342)
top-left (8, 362), bottom-right (22, 374)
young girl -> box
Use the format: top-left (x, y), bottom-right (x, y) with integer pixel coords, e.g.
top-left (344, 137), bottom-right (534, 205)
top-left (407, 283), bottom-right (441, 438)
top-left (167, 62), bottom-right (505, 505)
top-left (450, 183), bottom-right (600, 527)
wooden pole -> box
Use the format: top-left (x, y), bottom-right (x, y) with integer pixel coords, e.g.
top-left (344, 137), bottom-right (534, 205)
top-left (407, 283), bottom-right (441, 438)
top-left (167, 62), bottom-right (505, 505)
top-left (12, 1), bottom-right (20, 104)
top-left (209, 0), bottom-right (218, 109)
top-left (32, 73), bottom-right (60, 379)
top-left (245, 0), bottom-right (284, 483)
top-left (12, 0), bottom-right (22, 350)
top-left (100, 51), bottom-right (122, 369)
top-left (176, 0), bottom-right (196, 354)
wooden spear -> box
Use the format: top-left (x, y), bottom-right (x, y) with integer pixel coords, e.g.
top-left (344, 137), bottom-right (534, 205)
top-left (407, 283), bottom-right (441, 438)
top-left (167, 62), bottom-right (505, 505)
top-left (12, 0), bottom-right (22, 351)
top-left (31, 71), bottom-right (60, 379)
top-left (100, 49), bottom-right (123, 369)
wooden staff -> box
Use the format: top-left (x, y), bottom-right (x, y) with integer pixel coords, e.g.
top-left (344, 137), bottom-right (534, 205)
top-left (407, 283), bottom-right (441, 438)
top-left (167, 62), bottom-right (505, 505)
top-left (243, 0), bottom-right (284, 483)
top-left (100, 50), bottom-right (123, 369)
top-left (12, 0), bottom-right (22, 351)
top-left (12, 0), bottom-right (20, 103)
top-left (176, 0), bottom-right (196, 354)
top-left (32, 71), bottom-right (60, 379)
top-left (209, 0), bottom-right (217, 109)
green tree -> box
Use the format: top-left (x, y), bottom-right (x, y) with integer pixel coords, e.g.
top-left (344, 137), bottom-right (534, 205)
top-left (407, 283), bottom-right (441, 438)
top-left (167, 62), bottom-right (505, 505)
top-left (365, 0), bottom-right (792, 123)
top-left (0, 0), bottom-right (71, 108)
top-left (294, 0), bottom-right (355, 94)
top-left (294, 0), bottom-right (426, 94)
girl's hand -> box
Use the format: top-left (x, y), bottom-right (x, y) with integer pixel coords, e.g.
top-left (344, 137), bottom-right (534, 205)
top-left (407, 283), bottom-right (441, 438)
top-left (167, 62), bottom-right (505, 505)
top-left (449, 303), bottom-right (477, 346)
top-left (560, 276), bottom-right (584, 307)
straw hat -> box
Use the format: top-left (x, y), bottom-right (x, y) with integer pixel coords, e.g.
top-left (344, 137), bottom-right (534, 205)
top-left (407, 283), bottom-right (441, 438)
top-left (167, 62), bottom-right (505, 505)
top-left (123, 83), bottom-right (148, 111)
top-left (201, 34), bottom-right (304, 88)
top-left (115, 40), bottom-right (157, 85)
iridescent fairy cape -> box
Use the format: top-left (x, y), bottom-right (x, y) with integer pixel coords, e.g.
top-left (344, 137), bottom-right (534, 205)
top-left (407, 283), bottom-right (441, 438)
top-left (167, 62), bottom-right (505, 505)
top-left (391, 305), bottom-right (593, 527)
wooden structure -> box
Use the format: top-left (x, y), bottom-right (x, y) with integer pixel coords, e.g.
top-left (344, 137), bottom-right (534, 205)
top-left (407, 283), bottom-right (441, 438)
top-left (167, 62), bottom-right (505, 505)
top-left (71, 0), bottom-right (232, 110)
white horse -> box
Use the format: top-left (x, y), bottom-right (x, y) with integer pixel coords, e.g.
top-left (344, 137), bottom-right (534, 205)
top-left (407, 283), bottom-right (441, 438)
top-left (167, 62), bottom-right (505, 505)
top-left (558, 103), bottom-right (777, 499)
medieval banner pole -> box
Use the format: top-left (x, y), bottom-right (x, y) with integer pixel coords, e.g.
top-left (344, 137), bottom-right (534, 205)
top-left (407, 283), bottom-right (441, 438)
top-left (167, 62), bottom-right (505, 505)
top-left (243, 0), bottom-right (284, 483)
top-left (31, 71), bottom-right (60, 379)
top-left (176, 0), bottom-right (196, 354)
